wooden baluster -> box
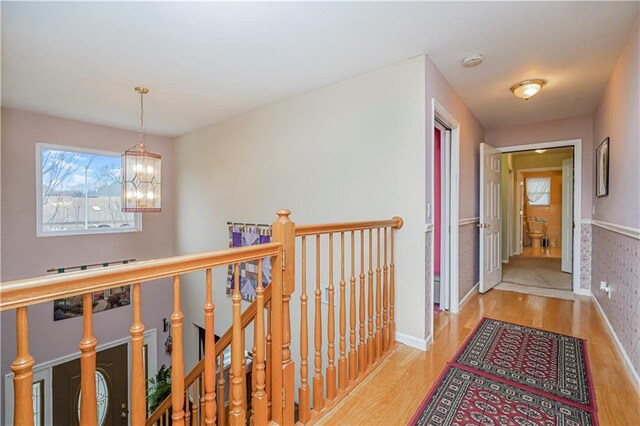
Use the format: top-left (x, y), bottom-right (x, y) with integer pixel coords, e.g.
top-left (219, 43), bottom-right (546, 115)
top-left (265, 300), bottom-right (272, 418)
top-left (326, 233), bottom-right (337, 400)
top-left (251, 340), bottom-right (257, 424)
top-left (383, 228), bottom-right (389, 352)
top-left (230, 264), bottom-right (245, 425)
top-left (338, 232), bottom-right (347, 390)
top-left (185, 387), bottom-right (192, 426)
top-left (253, 260), bottom-right (268, 425)
top-left (241, 330), bottom-right (247, 415)
top-left (193, 378), bottom-right (199, 425)
top-left (375, 228), bottom-right (382, 359)
top-left (171, 276), bottom-right (186, 425)
top-left (299, 236), bottom-right (311, 423)
top-left (11, 307), bottom-right (35, 426)
top-left (349, 231), bottom-right (357, 381)
top-left (204, 268), bottom-right (217, 425)
top-left (358, 230), bottom-right (366, 373)
top-left (313, 235), bottom-right (324, 411)
top-left (200, 377), bottom-right (206, 426)
top-left (217, 354), bottom-right (226, 426)
top-left (130, 283), bottom-right (146, 426)
top-left (80, 293), bottom-right (98, 425)
top-left (390, 224), bottom-right (397, 347)
top-left (367, 229), bottom-right (374, 366)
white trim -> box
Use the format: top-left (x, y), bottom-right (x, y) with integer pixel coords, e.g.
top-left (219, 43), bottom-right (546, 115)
top-left (589, 219), bottom-right (640, 240)
top-left (3, 329), bottom-right (158, 425)
top-left (429, 99), bottom-right (461, 342)
top-left (35, 142), bottom-right (142, 237)
top-left (394, 332), bottom-right (430, 351)
top-left (591, 295), bottom-right (640, 392)
top-left (460, 282), bottom-right (479, 307)
top-left (497, 139), bottom-right (582, 295)
top-left (459, 217), bottom-right (479, 226)
top-left (575, 288), bottom-right (592, 296)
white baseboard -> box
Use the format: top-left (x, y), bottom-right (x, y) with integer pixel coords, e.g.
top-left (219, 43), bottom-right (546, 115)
top-left (460, 282), bottom-right (479, 307)
top-left (591, 294), bottom-right (640, 391)
top-left (575, 288), bottom-right (592, 296)
top-left (395, 331), bottom-right (430, 351)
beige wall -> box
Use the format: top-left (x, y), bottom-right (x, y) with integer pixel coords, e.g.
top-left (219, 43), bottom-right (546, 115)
top-left (590, 21), bottom-right (639, 378)
top-left (485, 115), bottom-right (593, 219)
top-left (1, 108), bottom-right (176, 379)
top-left (593, 21), bottom-right (640, 228)
top-left (424, 56), bottom-right (485, 327)
top-left (175, 57), bottom-right (428, 373)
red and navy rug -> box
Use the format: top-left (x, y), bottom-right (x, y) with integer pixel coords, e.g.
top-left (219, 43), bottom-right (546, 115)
top-left (410, 318), bottom-right (598, 425)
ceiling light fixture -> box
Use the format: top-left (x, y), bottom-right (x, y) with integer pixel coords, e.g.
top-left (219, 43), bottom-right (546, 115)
top-left (535, 149), bottom-right (547, 154)
top-left (511, 79), bottom-right (545, 100)
top-left (462, 54), bottom-right (484, 67)
top-left (122, 87), bottom-right (162, 212)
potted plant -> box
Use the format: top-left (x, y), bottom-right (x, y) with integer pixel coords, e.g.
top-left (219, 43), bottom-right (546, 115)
top-left (147, 364), bottom-right (171, 413)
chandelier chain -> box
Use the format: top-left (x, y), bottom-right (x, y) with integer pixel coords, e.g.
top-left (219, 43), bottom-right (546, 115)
top-left (139, 89), bottom-right (145, 146)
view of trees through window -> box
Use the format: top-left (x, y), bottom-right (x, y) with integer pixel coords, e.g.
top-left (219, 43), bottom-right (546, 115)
top-left (39, 145), bottom-right (137, 233)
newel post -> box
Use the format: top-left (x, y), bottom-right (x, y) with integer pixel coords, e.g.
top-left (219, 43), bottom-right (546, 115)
top-left (271, 209), bottom-right (296, 425)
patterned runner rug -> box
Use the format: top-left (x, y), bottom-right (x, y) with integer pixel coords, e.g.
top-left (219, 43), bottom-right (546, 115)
top-left (409, 366), bottom-right (597, 426)
top-left (410, 318), bottom-right (598, 425)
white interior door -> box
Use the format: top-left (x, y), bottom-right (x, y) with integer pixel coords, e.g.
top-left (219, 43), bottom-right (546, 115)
top-left (562, 158), bottom-right (574, 273)
top-left (479, 143), bottom-right (502, 293)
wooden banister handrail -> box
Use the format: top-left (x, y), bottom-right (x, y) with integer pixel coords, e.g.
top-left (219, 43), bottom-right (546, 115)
top-left (294, 217), bottom-right (403, 236)
top-left (0, 242), bottom-right (282, 311)
top-left (145, 285), bottom-right (273, 426)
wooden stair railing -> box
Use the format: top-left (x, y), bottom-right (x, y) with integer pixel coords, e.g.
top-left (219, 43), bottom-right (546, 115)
top-left (0, 209), bottom-right (403, 426)
top-left (146, 285), bottom-right (273, 426)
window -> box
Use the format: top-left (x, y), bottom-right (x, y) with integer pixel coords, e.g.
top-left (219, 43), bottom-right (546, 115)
top-left (526, 177), bottom-right (551, 206)
top-left (36, 143), bottom-right (141, 236)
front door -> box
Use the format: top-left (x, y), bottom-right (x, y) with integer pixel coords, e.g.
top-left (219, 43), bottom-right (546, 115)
top-left (53, 343), bottom-right (129, 425)
top-left (479, 143), bottom-right (502, 293)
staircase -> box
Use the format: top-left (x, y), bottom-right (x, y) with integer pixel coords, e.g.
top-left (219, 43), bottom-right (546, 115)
top-left (1, 209), bottom-right (403, 426)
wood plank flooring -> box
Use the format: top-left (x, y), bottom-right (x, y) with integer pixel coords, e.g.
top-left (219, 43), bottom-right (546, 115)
top-left (315, 289), bottom-right (640, 425)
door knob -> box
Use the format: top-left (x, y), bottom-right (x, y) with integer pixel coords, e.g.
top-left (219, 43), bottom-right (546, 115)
top-left (477, 223), bottom-right (491, 229)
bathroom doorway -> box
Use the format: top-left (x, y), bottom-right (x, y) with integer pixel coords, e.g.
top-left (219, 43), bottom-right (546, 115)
top-left (498, 143), bottom-right (578, 295)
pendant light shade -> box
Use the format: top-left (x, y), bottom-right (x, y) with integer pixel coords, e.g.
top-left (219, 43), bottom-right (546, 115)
top-left (122, 87), bottom-right (162, 212)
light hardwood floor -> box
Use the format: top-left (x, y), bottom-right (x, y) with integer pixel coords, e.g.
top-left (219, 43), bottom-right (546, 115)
top-left (315, 289), bottom-right (640, 425)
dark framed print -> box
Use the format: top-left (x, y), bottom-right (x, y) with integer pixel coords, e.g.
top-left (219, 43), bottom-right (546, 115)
top-left (596, 137), bottom-right (610, 197)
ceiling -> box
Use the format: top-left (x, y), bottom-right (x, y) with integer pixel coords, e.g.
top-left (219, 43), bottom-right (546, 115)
top-left (2, 2), bottom-right (638, 137)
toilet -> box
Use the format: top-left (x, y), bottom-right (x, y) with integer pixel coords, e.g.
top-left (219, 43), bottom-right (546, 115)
top-left (527, 220), bottom-right (546, 249)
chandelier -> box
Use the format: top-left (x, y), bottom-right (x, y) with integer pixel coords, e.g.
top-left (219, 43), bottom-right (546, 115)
top-left (122, 87), bottom-right (162, 212)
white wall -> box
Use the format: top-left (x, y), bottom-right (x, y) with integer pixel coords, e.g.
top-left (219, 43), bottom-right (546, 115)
top-left (175, 57), bottom-right (427, 371)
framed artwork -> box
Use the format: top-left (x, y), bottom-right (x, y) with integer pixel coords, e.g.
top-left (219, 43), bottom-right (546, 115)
top-left (596, 137), bottom-right (610, 197)
top-left (226, 223), bottom-right (272, 302)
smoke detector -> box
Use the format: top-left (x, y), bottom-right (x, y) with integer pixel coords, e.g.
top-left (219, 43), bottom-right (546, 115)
top-left (462, 54), bottom-right (484, 67)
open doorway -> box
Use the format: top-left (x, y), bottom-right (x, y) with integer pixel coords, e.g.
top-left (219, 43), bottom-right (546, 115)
top-left (501, 147), bottom-right (574, 293)
top-left (479, 139), bottom-right (582, 296)
top-left (433, 121), bottom-right (451, 315)
top-left (429, 100), bottom-right (461, 339)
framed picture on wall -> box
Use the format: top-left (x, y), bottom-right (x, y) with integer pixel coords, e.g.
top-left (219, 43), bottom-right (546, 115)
top-left (596, 137), bottom-right (610, 197)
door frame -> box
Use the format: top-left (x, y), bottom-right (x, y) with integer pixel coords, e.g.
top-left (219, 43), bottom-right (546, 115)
top-left (515, 166), bottom-right (563, 254)
top-left (4, 329), bottom-right (158, 425)
top-left (429, 99), bottom-right (461, 339)
top-left (497, 139), bottom-right (582, 294)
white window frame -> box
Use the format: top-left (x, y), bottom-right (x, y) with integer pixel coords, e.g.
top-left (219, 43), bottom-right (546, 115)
top-left (525, 176), bottom-right (552, 206)
top-left (36, 142), bottom-right (142, 237)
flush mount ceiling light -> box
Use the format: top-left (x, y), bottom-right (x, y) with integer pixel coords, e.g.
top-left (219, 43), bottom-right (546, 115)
top-left (462, 54), bottom-right (484, 67)
top-left (122, 87), bottom-right (162, 212)
top-left (511, 79), bottom-right (546, 100)
top-left (535, 149), bottom-right (547, 154)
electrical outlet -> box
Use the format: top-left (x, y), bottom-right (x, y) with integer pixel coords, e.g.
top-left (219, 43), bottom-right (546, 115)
top-left (599, 281), bottom-right (612, 299)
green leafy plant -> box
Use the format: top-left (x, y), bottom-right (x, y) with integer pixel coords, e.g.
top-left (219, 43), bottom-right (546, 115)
top-left (147, 364), bottom-right (172, 413)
